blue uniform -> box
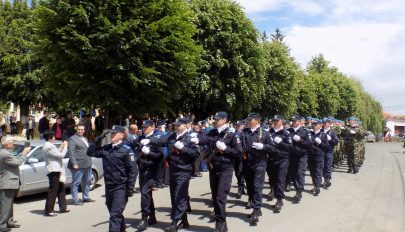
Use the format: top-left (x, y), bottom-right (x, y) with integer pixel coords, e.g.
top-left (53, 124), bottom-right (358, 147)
top-left (87, 143), bottom-right (136, 232)
top-left (154, 130), bottom-right (169, 187)
top-left (150, 131), bottom-right (200, 222)
top-left (198, 127), bottom-right (242, 223)
top-left (241, 127), bottom-right (276, 209)
top-left (287, 126), bottom-right (312, 192)
top-left (234, 131), bottom-right (245, 192)
top-left (309, 131), bottom-right (328, 188)
top-left (321, 128), bottom-right (339, 180)
top-left (268, 128), bottom-right (293, 200)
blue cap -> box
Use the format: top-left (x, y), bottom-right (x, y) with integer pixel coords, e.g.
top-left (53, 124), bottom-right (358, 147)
top-left (291, 115), bottom-right (302, 121)
top-left (173, 118), bottom-right (189, 126)
top-left (157, 120), bottom-right (166, 127)
top-left (142, 120), bottom-right (155, 127)
top-left (111, 125), bottom-right (126, 133)
top-left (312, 119), bottom-right (323, 125)
top-left (235, 120), bottom-right (245, 125)
top-left (213, 111), bottom-right (228, 120)
top-left (323, 117), bottom-right (332, 123)
top-left (246, 112), bottom-right (261, 121)
top-left (272, 115), bottom-right (284, 121)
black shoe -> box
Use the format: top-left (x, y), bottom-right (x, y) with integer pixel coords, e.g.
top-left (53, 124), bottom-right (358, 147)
top-left (83, 198), bottom-right (96, 203)
top-left (0, 228), bottom-right (11, 232)
top-left (250, 210), bottom-right (259, 224)
top-left (312, 187), bottom-right (320, 196)
top-left (148, 213), bottom-right (157, 225)
top-left (293, 191), bottom-right (302, 203)
top-left (59, 209), bottom-right (70, 213)
top-left (208, 210), bottom-right (215, 223)
top-left (347, 168), bottom-right (353, 173)
top-left (7, 223), bottom-right (20, 228)
top-left (155, 183), bottom-right (165, 189)
top-left (178, 213), bottom-right (190, 229)
top-left (353, 169), bottom-right (359, 174)
top-left (137, 219), bottom-right (148, 231)
top-left (166, 221), bottom-right (177, 232)
top-left (214, 221), bottom-right (228, 232)
top-left (245, 200), bottom-right (252, 209)
top-left (324, 179), bottom-right (331, 189)
top-left (274, 199), bottom-right (283, 211)
top-left (266, 192), bottom-right (274, 201)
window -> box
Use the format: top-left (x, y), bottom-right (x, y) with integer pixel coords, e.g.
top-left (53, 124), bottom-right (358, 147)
top-left (29, 147), bottom-right (45, 163)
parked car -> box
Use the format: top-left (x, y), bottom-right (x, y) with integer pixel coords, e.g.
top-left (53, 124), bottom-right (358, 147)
top-left (365, 131), bottom-right (375, 143)
top-left (12, 140), bottom-right (104, 197)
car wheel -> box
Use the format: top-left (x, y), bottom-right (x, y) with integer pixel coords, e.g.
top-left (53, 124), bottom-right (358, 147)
top-left (90, 170), bottom-right (98, 191)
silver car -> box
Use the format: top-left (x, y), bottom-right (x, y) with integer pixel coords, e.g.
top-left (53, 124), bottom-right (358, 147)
top-left (365, 131), bottom-right (375, 143)
top-left (13, 140), bottom-right (104, 197)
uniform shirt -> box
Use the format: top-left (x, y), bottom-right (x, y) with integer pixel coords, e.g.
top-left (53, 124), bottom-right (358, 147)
top-left (269, 127), bottom-right (293, 159)
top-left (131, 131), bottom-right (163, 169)
top-left (150, 130), bottom-right (200, 171)
top-left (321, 127), bottom-right (339, 152)
top-left (310, 130), bottom-right (329, 155)
top-left (197, 126), bottom-right (242, 170)
top-left (241, 126), bottom-right (276, 165)
top-left (288, 126), bottom-right (312, 154)
top-left (87, 142), bottom-right (136, 191)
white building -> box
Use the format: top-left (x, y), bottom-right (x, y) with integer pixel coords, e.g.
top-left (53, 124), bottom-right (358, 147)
top-left (385, 115), bottom-right (405, 136)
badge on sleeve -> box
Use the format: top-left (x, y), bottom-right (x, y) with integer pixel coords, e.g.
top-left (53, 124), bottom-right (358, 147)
top-left (129, 153), bottom-right (135, 161)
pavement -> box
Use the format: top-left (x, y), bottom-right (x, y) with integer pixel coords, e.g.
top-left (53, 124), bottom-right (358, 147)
top-left (12, 142), bottom-right (405, 232)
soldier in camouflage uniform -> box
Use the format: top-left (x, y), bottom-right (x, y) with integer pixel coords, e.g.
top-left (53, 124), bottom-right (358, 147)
top-left (342, 117), bottom-right (366, 174)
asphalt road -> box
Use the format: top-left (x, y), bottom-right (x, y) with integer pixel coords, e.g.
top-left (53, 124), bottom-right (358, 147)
top-left (13, 142), bottom-right (405, 232)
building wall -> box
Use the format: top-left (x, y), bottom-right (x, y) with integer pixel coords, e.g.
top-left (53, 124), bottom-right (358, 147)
top-left (386, 120), bottom-right (405, 135)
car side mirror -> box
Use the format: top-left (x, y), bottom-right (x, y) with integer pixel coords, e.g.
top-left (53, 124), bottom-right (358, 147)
top-left (27, 158), bottom-right (39, 164)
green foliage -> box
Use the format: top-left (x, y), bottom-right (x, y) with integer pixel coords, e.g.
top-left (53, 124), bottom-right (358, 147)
top-left (35, 0), bottom-right (201, 114)
top-left (0, 0), bottom-right (45, 113)
top-left (183, 0), bottom-right (265, 119)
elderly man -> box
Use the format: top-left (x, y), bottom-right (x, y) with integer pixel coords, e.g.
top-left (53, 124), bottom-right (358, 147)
top-left (0, 136), bottom-right (31, 232)
top-left (68, 124), bottom-right (94, 205)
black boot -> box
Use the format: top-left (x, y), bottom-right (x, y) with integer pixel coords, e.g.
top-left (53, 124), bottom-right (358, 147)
top-left (247, 208), bottom-right (262, 218)
top-left (324, 179), bottom-right (331, 189)
top-left (166, 221), bottom-right (178, 232)
top-left (312, 187), bottom-right (320, 196)
top-left (266, 191), bottom-right (274, 201)
top-left (245, 200), bottom-right (252, 209)
top-left (285, 183), bottom-right (292, 192)
top-left (214, 221), bottom-right (228, 232)
top-left (137, 215), bottom-right (148, 231)
top-left (178, 213), bottom-right (190, 229)
top-left (250, 209), bottom-right (259, 224)
top-left (236, 186), bottom-right (244, 199)
top-left (274, 199), bottom-right (283, 212)
top-left (148, 213), bottom-right (157, 225)
top-left (293, 191), bottom-right (302, 203)
top-left (347, 168), bottom-right (353, 173)
top-left (187, 200), bottom-right (192, 212)
top-left (209, 210), bottom-right (215, 223)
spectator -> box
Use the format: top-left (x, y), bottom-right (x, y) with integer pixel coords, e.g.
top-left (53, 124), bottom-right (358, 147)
top-left (0, 112), bottom-right (6, 139)
top-left (0, 135), bottom-right (31, 231)
top-left (125, 115), bottom-right (132, 128)
top-left (67, 124), bottom-right (94, 205)
top-left (42, 131), bottom-right (70, 216)
top-left (94, 110), bottom-right (105, 137)
top-left (128, 124), bottom-right (139, 141)
top-left (51, 117), bottom-right (64, 141)
top-left (83, 113), bottom-right (93, 140)
top-left (38, 111), bottom-right (50, 140)
top-left (9, 112), bottom-right (17, 136)
top-left (63, 112), bottom-right (76, 139)
top-left (24, 115), bottom-right (36, 140)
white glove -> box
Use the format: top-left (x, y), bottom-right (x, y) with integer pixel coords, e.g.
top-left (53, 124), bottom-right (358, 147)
top-left (274, 137), bottom-right (282, 144)
top-left (140, 139), bottom-right (150, 145)
top-left (315, 137), bottom-right (322, 144)
top-left (350, 130), bottom-right (356, 134)
top-left (174, 141), bottom-right (184, 150)
top-left (293, 135), bottom-right (301, 142)
top-left (216, 141), bottom-right (227, 151)
top-left (191, 137), bottom-right (199, 144)
top-left (142, 146), bottom-right (150, 154)
top-left (327, 135), bottom-right (332, 141)
top-left (252, 142), bottom-right (264, 150)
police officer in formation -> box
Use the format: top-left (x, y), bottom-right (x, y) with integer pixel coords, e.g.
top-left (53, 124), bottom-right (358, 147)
top-left (141, 118), bottom-right (200, 232)
top-left (136, 120), bottom-right (164, 231)
top-left (193, 112), bottom-right (242, 232)
top-left (321, 118), bottom-right (339, 188)
top-left (87, 126), bottom-right (137, 232)
top-left (241, 113), bottom-right (276, 224)
top-left (233, 120), bottom-right (246, 199)
top-left (308, 119), bottom-right (328, 196)
top-left (287, 116), bottom-right (312, 202)
top-left (268, 115), bottom-right (293, 212)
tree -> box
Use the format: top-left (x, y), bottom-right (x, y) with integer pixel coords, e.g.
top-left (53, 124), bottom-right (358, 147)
top-left (35, 0), bottom-right (201, 122)
top-left (259, 37), bottom-right (299, 117)
top-left (183, 0), bottom-right (265, 119)
top-left (0, 0), bottom-right (45, 118)
top-left (296, 73), bottom-right (318, 117)
top-left (271, 27), bottom-right (285, 43)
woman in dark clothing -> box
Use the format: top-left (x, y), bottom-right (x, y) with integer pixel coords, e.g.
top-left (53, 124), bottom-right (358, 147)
top-left (51, 117), bottom-right (64, 140)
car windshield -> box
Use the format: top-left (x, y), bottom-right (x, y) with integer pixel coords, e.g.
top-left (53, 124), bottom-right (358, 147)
top-left (11, 144), bottom-right (32, 156)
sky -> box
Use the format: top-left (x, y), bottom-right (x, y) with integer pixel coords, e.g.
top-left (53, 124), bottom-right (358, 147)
top-left (236, 0), bottom-right (405, 115)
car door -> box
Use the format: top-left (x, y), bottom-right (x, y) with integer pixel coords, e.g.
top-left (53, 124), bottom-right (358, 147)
top-left (21, 146), bottom-right (49, 192)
